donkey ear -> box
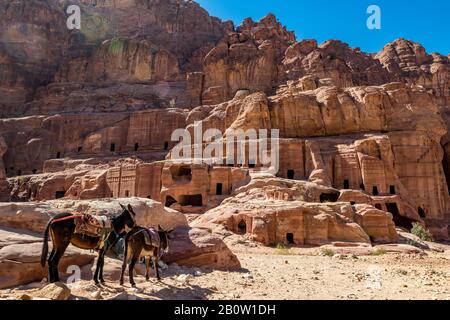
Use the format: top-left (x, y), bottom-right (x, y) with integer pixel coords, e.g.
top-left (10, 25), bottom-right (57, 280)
top-left (119, 203), bottom-right (126, 210)
top-left (127, 204), bottom-right (135, 215)
top-left (168, 229), bottom-right (174, 234)
top-left (158, 224), bottom-right (163, 231)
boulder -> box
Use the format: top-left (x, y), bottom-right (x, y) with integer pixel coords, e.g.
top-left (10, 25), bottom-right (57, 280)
top-left (32, 282), bottom-right (71, 300)
top-left (0, 242), bottom-right (95, 289)
top-left (162, 227), bottom-right (241, 270)
top-left (0, 198), bottom-right (188, 233)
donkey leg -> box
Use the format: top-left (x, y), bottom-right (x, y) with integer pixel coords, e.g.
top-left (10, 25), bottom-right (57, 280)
top-left (119, 256), bottom-right (127, 286)
top-left (47, 248), bottom-right (56, 283)
top-left (153, 253), bottom-right (161, 281)
top-left (120, 240), bottom-right (129, 286)
top-left (99, 247), bottom-right (108, 283)
top-left (93, 248), bottom-right (104, 285)
top-left (145, 257), bottom-right (151, 281)
top-left (128, 254), bottom-right (139, 287)
top-left (51, 240), bottom-right (70, 283)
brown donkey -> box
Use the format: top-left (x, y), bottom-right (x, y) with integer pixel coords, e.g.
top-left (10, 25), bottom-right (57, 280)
top-left (41, 204), bottom-right (136, 284)
top-left (120, 225), bottom-right (173, 286)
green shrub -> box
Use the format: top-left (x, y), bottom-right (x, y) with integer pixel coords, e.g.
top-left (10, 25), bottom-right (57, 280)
top-left (371, 248), bottom-right (387, 256)
top-left (320, 248), bottom-right (335, 257)
top-left (411, 222), bottom-right (434, 242)
top-left (275, 242), bottom-right (292, 255)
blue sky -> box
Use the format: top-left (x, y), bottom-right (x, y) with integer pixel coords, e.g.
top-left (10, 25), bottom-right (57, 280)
top-left (196, 0), bottom-right (450, 55)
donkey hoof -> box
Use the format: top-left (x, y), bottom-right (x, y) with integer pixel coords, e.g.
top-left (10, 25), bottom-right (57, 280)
top-left (131, 283), bottom-right (136, 287)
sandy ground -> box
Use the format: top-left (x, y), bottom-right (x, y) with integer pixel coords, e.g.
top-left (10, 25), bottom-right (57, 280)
top-left (2, 236), bottom-right (449, 300)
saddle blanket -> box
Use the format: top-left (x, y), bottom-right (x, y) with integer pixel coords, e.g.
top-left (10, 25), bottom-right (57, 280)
top-left (142, 227), bottom-right (161, 248)
top-left (74, 213), bottom-right (111, 237)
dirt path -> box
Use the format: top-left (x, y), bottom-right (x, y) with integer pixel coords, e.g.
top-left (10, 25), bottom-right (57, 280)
top-left (2, 240), bottom-right (450, 300)
top-left (189, 242), bottom-right (450, 300)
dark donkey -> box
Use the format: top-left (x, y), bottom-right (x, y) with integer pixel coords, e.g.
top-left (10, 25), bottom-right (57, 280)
top-left (41, 204), bottom-right (136, 284)
top-left (120, 225), bottom-right (173, 286)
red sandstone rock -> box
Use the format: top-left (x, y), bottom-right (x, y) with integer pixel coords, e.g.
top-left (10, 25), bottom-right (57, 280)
top-left (162, 226), bottom-right (241, 270)
top-left (0, 1), bottom-right (449, 247)
top-left (0, 242), bottom-right (95, 289)
top-left (376, 38), bottom-right (450, 105)
top-left (191, 176), bottom-right (398, 245)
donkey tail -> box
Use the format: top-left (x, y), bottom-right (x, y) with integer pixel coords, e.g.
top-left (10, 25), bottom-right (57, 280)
top-left (40, 219), bottom-right (52, 267)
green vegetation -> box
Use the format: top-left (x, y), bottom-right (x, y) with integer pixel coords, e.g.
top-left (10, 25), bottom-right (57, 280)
top-left (411, 222), bottom-right (434, 242)
top-left (370, 248), bottom-right (387, 256)
top-left (275, 242), bottom-right (292, 255)
top-left (320, 248), bottom-right (335, 257)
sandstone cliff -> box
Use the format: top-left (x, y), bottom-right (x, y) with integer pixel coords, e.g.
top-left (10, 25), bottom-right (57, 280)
top-left (0, 1), bottom-right (449, 249)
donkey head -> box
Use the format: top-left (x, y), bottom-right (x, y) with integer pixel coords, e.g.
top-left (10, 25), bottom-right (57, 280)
top-left (158, 224), bottom-right (174, 254)
top-left (117, 203), bottom-right (136, 231)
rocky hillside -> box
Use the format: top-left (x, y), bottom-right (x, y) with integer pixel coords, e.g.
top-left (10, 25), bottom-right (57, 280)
top-left (0, 0), bottom-right (449, 292)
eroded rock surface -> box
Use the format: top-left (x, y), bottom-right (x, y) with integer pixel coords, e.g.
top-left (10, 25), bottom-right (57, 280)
top-left (0, 0), bottom-right (450, 294)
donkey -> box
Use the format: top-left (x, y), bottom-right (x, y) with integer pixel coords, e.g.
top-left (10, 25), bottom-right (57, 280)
top-left (41, 204), bottom-right (136, 284)
top-left (120, 225), bottom-right (173, 287)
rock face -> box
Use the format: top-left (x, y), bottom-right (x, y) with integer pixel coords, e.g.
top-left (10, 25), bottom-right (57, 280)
top-left (0, 0), bottom-right (449, 258)
top-left (0, 0), bottom-right (227, 116)
top-left (0, 108), bottom-right (187, 178)
top-left (202, 14), bottom-right (295, 104)
top-left (160, 161), bottom-right (250, 213)
top-left (192, 177), bottom-right (398, 245)
top-left (0, 241), bottom-right (95, 289)
top-left (283, 40), bottom-right (391, 87)
top-left (376, 39), bottom-right (450, 104)
top-left (163, 227), bottom-right (241, 269)
top-left (0, 198), bottom-right (189, 232)
top-left (0, 0), bottom-right (68, 114)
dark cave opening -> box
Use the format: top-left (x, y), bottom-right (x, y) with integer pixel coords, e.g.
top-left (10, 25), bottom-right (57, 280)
top-left (287, 169), bottom-right (295, 179)
top-left (165, 196), bottom-right (177, 207)
top-left (286, 233), bottom-right (294, 244)
top-left (386, 202), bottom-right (413, 229)
top-left (216, 183), bottom-right (223, 195)
top-left (179, 194), bottom-right (203, 207)
top-left (320, 192), bottom-right (340, 203)
top-left (237, 220), bottom-right (247, 234)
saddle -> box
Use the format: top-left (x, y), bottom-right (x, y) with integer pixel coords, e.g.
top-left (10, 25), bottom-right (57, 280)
top-left (74, 213), bottom-right (112, 238)
top-left (142, 227), bottom-right (160, 248)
